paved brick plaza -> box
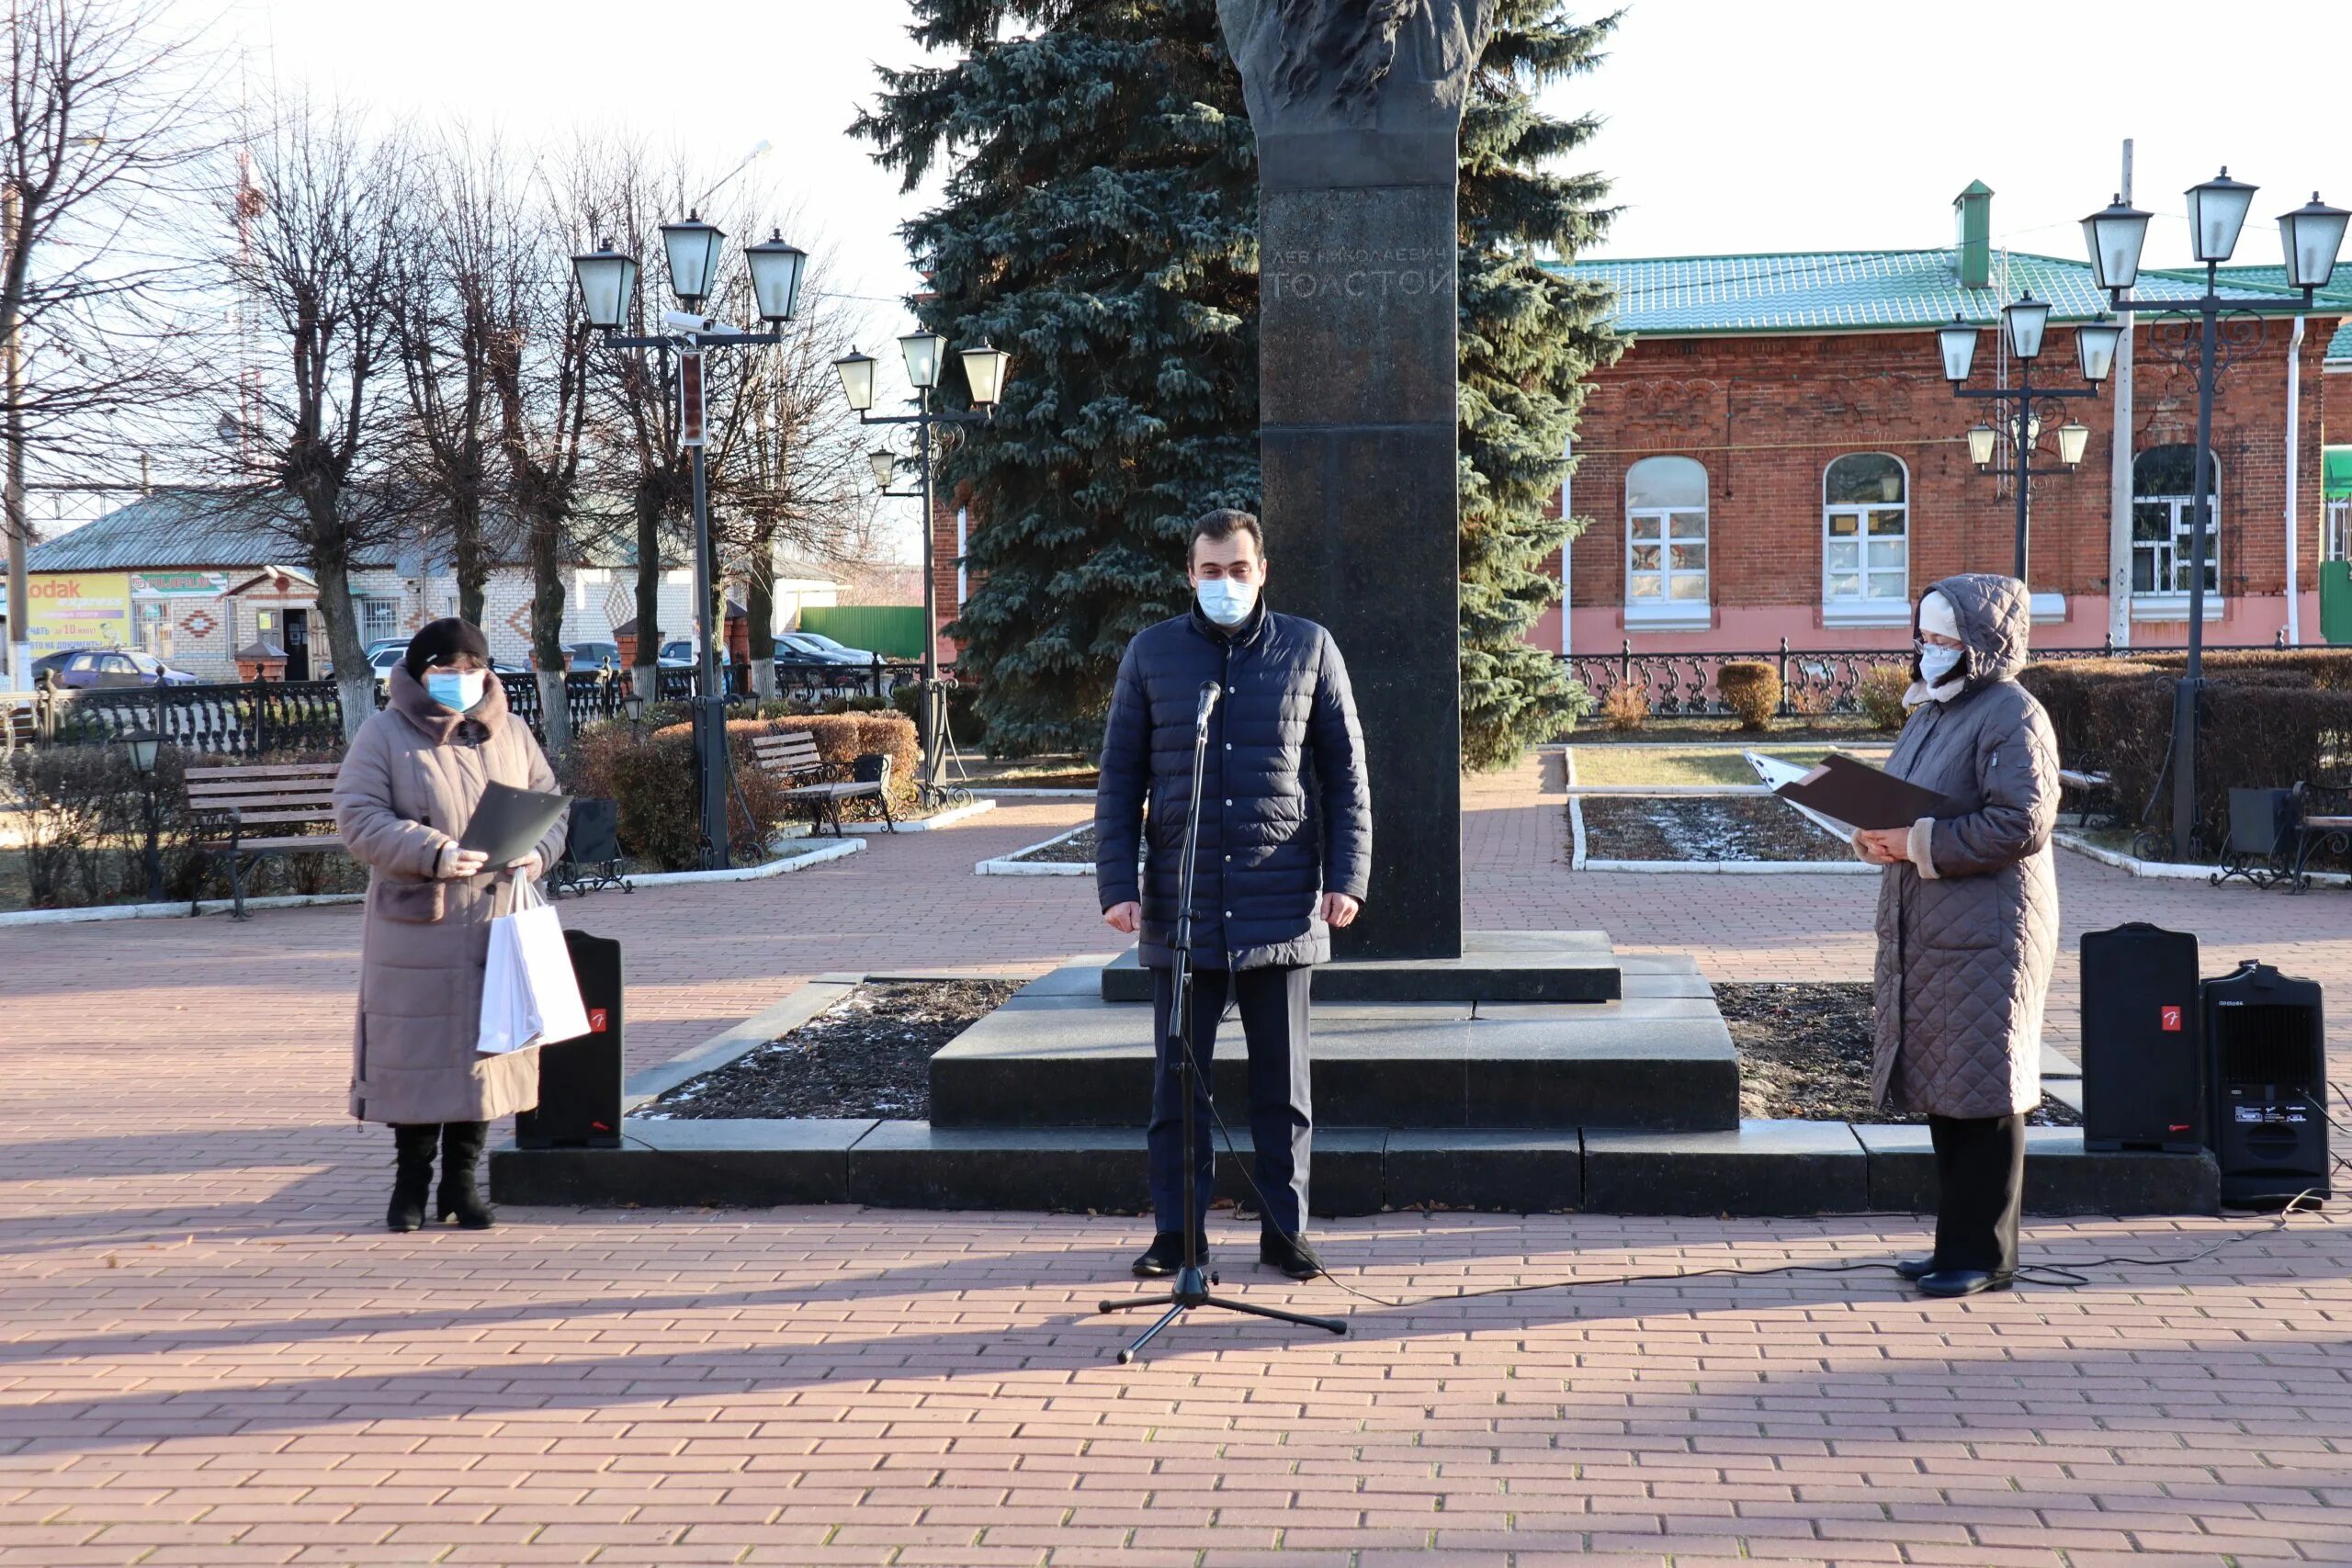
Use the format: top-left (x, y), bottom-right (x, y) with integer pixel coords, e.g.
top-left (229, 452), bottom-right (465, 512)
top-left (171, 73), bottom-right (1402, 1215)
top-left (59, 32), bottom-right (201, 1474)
top-left (4, 763), bottom-right (2350, 1565)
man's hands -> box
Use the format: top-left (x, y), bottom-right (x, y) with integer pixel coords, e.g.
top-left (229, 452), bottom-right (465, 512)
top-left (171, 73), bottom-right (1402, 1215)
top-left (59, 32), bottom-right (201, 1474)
top-left (1853, 827), bottom-right (1910, 866)
top-left (1320, 893), bottom-right (1360, 928)
top-left (1103, 901), bottom-right (1141, 934)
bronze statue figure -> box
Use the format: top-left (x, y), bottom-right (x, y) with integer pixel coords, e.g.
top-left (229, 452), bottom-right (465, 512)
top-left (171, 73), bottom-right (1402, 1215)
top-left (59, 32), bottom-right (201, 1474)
top-left (1218, 0), bottom-right (1494, 135)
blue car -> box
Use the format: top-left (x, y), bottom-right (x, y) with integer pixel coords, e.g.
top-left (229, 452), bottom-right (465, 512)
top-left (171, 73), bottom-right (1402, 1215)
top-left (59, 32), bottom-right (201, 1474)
top-left (46, 648), bottom-right (200, 689)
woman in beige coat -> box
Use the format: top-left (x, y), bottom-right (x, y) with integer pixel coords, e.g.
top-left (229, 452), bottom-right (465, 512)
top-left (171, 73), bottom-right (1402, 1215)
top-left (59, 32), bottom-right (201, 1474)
top-left (334, 619), bottom-right (568, 1232)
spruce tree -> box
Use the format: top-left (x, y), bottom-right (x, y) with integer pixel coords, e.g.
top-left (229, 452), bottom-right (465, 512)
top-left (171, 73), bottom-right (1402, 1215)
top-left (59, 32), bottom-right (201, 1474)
top-left (860, 1), bottom-right (1619, 767)
top-left (855, 0), bottom-right (1259, 756)
top-left (1456, 3), bottom-right (1623, 769)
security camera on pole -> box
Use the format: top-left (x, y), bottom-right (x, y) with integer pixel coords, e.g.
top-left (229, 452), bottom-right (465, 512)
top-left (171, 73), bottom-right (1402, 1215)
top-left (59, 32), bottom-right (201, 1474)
top-left (572, 219), bottom-right (808, 871)
top-left (835, 332), bottom-right (1012, 808)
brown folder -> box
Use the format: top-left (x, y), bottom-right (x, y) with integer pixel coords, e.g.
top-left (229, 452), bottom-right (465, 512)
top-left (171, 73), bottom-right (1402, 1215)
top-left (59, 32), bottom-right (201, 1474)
top-left (1772, 753), bottom-right (1954, 831)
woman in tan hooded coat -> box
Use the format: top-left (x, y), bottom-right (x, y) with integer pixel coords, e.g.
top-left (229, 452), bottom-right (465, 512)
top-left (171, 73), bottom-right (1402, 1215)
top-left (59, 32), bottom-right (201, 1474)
top-left (334, 618), bottom-right (568, 1232)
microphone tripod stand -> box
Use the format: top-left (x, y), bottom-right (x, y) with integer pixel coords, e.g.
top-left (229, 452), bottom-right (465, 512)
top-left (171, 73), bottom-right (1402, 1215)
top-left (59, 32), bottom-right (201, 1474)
top-left (1099, 680), bottom-right (1349, 1363)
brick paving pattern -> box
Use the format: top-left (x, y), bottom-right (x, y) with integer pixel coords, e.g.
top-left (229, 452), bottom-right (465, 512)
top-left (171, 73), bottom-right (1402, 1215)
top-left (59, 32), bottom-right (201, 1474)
top-left (4, 773), bottom-right (2350, 1565)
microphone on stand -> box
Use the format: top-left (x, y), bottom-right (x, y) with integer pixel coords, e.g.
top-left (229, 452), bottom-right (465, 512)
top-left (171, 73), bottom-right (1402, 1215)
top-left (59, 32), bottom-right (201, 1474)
top-left (1194, 679), bottom-right (1220, 734)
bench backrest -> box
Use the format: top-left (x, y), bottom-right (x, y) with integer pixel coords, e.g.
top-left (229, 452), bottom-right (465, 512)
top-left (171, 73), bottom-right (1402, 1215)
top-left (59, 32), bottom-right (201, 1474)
top-left (184, 761), bottom-right (343, 827)
top-left (749, 730), bottom-right (826, 776)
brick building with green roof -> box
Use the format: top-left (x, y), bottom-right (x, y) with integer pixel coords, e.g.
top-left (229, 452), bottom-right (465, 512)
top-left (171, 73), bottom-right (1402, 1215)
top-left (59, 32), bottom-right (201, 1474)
top-left (1541, 183), bottom-right (2346, 654)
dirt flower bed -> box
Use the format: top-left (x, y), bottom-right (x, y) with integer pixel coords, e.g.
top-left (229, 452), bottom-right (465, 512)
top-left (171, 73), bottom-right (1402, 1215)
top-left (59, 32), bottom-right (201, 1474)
top-left (1012, 824), bottom-right (1097, 863)
top-left (641, 979), bottom-right (1021, 1121)
top-left (1718, 981), bottom-right (2079, 1126)
top-left (1580, 796), bottom-right (1850, 863)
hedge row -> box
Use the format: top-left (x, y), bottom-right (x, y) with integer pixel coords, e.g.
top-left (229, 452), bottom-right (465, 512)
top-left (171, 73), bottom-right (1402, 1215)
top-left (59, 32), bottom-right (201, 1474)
top-left (2016, 660), bottom-right (2352, 850)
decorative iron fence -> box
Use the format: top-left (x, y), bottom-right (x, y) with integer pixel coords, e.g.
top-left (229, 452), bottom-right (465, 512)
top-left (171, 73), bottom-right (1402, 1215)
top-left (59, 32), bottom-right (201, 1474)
top-left (1564, 637), bottom-right (2286, 719)
top-left (15, 657), bottom-right (942, 758)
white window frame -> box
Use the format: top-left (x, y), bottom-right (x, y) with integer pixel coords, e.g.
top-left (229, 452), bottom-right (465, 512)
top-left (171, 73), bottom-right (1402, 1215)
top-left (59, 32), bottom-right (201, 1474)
top-left (358, 596), bottom-right (401, 646)
top-left (1623, 457), bottom-right (1711, 630)
top-left (2324, 497), bottom-right (2348, 563)
top-left (1821, 453), bottom-right (1912, 627)
top-left (2132, 446), bottom-right (2226, 622)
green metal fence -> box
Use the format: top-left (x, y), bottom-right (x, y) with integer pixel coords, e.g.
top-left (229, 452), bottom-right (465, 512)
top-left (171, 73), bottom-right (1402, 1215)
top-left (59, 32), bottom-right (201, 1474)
top-left (798, 605), bottom-right (928, 658)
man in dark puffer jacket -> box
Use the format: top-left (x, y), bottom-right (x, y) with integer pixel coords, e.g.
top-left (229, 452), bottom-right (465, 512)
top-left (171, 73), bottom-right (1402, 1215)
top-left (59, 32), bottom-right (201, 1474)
top-left (1096, 508), bottom-right (1371, 1281)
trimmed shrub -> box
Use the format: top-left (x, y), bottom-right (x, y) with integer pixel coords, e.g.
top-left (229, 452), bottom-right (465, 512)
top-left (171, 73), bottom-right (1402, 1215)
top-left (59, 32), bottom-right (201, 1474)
top-left (1856, 664), bottom-right (1912, 731)
top-left (890, 680), bottom-right (988, 748)
top-left (1599, 681), bottom-right (1649, 733)
top-left (2135, 648), bottom-right (2352, 690)
top-left (1716, 660), bottom-right (1781, 731)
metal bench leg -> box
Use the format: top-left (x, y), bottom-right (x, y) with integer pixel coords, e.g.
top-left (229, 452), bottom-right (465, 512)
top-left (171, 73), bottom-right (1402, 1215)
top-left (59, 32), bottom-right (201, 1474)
top-left (877, 789), bottom-right (896, 833)
top-left (229, 855), bottom-right (250, 921)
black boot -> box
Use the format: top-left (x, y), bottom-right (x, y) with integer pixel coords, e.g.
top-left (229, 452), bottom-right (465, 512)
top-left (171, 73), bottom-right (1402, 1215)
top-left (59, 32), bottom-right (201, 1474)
top-left (435, 1121), bottom-right (494, 1229)
top-left (1131, 1230), bottom-right (1207, 1279)
top-left (1260, 1225), bottom-right (1322, 1281)
top-left (387, 1124), bottom-right (438, 1233)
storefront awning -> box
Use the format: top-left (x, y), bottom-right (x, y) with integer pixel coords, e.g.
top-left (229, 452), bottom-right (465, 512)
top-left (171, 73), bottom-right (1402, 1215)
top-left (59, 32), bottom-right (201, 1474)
top-left (2327, 446), bottom-right (2352, 502)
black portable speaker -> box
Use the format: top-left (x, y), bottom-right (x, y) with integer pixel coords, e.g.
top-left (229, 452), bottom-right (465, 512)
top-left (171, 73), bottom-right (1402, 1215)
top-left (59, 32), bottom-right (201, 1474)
top-left (514, 929), bottom-right (624, 1149)
top-left (2202, 960), bottom-right (2331, 1207)
top-left (2079, 922), bottom-right (2206, 1151)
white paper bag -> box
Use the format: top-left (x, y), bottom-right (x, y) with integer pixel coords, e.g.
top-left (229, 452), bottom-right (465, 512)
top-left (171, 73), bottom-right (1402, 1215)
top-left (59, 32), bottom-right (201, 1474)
top-left (477, 872), bottom-right (590, 1054)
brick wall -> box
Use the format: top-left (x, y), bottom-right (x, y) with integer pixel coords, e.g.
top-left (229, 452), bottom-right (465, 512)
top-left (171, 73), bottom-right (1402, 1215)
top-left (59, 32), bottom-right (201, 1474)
top-left (1551, 316), bottom-right (2340, 652)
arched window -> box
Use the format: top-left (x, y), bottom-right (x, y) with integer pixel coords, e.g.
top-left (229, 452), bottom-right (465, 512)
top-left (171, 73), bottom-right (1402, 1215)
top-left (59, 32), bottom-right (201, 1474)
top-left (2132, 445), bottom-right (2222, 601)
top-left (1624, 456), bottom-right (1709, 626)
top-left (1822, 453), bottom-right (1909, 624)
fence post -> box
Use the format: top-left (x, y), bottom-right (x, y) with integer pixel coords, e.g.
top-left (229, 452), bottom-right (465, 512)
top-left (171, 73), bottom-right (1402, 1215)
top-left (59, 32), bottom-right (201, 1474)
top-left (1619, 638), bottom-right (1631, 687)
top-left (1777, 637), bottom-right (1792, 716)
top-left (871, 653), bottom-right (885, 703)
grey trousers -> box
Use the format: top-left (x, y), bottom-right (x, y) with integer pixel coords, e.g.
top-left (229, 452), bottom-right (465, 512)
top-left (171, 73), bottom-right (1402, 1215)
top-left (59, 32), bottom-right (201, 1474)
top-left (1147, 964), bottom-right (1313, 1237)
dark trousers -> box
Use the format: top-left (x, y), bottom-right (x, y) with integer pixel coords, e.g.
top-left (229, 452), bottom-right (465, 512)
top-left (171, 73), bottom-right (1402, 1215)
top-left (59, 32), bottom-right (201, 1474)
top-left (1928, 1112), bottom-right (2025, 1275)
top-left (1148, 964), bottom-right (1313, 1238)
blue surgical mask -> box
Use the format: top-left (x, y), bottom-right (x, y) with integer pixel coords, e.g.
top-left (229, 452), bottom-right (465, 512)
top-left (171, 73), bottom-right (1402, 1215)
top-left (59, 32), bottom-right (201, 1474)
top-left (1918, 644), bottom-right (1964, 688)
top-left (425, 670), bottom-right (488, 712)
top-left (1195, 576), bottom-right (1258, 627)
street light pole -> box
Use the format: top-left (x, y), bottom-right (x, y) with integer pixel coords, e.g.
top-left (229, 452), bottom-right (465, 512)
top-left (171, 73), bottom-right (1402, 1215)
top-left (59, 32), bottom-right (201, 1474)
top-left (1939, 295), bottom-right (2109, 587)
top-left (571, 225), bottom-right (808, 871)
top-left (2081, 173), bottom-right (2349, 859)
top-left (836, 333), bottom-right (1012, 807)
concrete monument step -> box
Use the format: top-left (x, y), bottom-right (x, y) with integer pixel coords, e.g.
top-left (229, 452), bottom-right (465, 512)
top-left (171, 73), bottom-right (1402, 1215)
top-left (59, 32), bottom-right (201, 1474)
top-left (492, 1118), bottom-right (2218, 1219)
top-left (933, 955), bottom-right (1736, 1131)
top-left (1098, 931), bottom-right (1625, 1004)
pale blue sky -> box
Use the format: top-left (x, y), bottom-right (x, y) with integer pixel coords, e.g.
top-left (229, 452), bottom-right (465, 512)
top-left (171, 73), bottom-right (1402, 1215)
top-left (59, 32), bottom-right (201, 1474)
top-left (215, 0), bottom-right (2352, 303)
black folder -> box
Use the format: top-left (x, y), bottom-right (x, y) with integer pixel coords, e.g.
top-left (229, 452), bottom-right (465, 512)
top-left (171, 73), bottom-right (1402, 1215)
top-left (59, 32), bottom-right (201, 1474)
top-left (459, 782), bottom-right (573, 866)
top-left (1772, 753), bottom-right (1953, 831)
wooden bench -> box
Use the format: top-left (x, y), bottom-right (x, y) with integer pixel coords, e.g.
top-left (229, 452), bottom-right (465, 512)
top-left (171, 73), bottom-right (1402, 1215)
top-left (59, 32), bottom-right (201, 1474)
top-left (748, 730), bottom-right (895, 837)
top-left (184, 761), bottom-right (347, 919)
top-left (2290, 780), bottom-right (2352, 890)
top-left (2057, 765), bottom-right (2115, 828)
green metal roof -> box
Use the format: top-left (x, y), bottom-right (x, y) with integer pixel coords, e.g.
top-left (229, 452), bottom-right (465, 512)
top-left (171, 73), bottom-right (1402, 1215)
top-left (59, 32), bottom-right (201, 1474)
top-left (1551, 249), bottom-right (2336, 338)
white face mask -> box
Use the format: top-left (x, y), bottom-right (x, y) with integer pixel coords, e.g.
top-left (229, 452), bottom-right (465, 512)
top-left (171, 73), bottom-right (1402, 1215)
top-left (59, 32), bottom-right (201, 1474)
top-left (1918, 644), bottom-right (1964, 689)
top-left (425, 670), bottom-right (488, 713)
top-left (1195, 576), bottom-right (1259, 627)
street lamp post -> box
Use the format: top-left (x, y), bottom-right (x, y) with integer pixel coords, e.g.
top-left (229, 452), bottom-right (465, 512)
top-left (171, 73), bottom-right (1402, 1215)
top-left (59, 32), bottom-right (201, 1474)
top-left (835, 333), bottom-right (1011, 807)
top-left (1936, 293), bottom-right (2117, 585)
top-left (2082, 171), bottom-right (2348, 860)
top-left (120, 728), bottom-right (162, 902)
top-left (572, 221), bottom-right (807, 870)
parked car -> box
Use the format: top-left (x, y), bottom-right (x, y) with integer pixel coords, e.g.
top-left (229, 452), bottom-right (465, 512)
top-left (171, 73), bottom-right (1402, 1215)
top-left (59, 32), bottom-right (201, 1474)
top-left (776, 630), bottom-right (878, 665)
top-left (47, 648), bottom-right (200, 689)
top-left (658, 638), bottom-right (727, 669)
top-left (563, 640), bottom-right (625, 671)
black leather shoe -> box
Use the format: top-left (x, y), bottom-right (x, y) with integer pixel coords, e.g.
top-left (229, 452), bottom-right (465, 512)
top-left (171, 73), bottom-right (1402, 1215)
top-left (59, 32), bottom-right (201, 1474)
top-left (1131, 1232), bottom-right (1204, 1278)
top-left (1917, 1268), bottom-right (2013, 1298)
top-left (1894, 1256), bottom-right (1938, 1281)
top-left (1260, 1227), bottom-right (1321, 1281)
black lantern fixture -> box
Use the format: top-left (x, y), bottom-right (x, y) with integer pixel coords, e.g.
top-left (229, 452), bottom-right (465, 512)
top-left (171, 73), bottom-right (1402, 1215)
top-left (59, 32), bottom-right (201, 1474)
top-left (742, 230), bottom-right (808, 323)
top-left (571, 241), bottom-right (639, 332)
top-left (2003, 293), bottom-right (2051, 360)
top-left (959, 341), bottom-right (1012, 409)
top-left (2075, 314), bottom-right (2123, 383)
top-left (2278, 193), bottom-right (2351, 291)
top-left (2055, 421), bottom-right (2091, 468)
top-left (832, 350), bottom-right (877, 413)
top-left (2080, 195), bottom-right (2152, 292)
top-left (898, 330), bottom-right (944, 392)
top-left (2186, 168), bottom-right (2257, 265)
top-left (868, 449), bottom-right (897, 490)
top-left (119, 730), bottom-right (164, 902)
top-left (660, 212), bottom-right (728, 305)
top-left (1937, 316), bottom-right (1980, 384)
top-left (1966, 423), bottom-right (1997, 468)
